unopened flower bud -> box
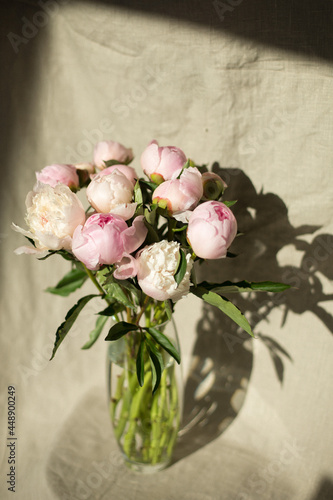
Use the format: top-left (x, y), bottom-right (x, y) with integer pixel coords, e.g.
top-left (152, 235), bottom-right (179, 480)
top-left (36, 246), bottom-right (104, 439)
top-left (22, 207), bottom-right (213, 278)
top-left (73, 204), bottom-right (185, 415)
top-left (201, 172), bottom-right (226, 201)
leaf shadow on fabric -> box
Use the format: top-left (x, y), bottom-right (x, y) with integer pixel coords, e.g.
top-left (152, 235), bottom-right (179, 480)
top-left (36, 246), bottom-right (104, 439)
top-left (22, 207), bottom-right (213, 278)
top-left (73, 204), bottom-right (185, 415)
top-left (173, 166), bottom-right (333, 463)
top-left (310, 478), bottom-right (333, 500)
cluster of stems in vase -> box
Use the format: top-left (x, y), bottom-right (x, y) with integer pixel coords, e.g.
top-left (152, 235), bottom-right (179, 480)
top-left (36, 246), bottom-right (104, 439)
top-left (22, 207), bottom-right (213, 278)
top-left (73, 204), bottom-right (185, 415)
top-left (12, 139), bottom-right (290, 392)
top-left (109, 307), bottom-right (180, 466)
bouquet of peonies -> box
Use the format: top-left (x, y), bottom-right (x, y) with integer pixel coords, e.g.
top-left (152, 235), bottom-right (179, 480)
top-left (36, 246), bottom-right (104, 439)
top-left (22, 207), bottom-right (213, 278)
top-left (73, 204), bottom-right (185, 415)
top-left (13, 139), bottom-right (289, 469)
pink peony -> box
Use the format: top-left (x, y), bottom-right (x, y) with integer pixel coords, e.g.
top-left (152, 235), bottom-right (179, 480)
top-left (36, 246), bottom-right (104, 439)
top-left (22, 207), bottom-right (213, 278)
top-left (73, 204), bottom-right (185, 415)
top-left (93, 140), bottom-right (133, 169)
top-left (187, 201), bottom-right (237, 259)
top-left (86, 169), bottom-right (136, 220)
top-left (35, 164), bottom-right (79, 190)
top-left (140, 140), bottom-right (187, 183)
top-left (72, 213), bottom-right (147, 271)
top-left (152, 167), bottom-right (203, 214)
top-left (98, 164), bottom-right (138, 185)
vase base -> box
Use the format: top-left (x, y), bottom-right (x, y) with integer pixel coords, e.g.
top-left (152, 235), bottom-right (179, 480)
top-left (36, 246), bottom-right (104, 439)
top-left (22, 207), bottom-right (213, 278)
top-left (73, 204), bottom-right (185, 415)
top-left (124, 457), bottom-right (171, 474)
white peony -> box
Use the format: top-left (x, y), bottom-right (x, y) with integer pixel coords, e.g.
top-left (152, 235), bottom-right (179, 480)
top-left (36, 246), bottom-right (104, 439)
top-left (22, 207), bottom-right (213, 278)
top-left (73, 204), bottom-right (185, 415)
top-left (13, 182), bottom-right (86, 254)
top-left (137, 240), bottom-right (193, 301)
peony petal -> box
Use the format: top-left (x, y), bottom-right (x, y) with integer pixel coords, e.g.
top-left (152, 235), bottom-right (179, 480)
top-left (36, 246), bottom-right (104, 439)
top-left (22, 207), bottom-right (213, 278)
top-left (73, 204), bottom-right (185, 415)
top-left (173, 210), bottom-right (193, 223)
top-left (113, 254), bottom-right (138, 280)
top-left (14, 245), bottom-right (47, 256)
top-left (122, 216), bottom-right (148, 254)
top-left (110, 203), bottom-right (137, 221)
top-left (11, 222), bottom-right (34, 239)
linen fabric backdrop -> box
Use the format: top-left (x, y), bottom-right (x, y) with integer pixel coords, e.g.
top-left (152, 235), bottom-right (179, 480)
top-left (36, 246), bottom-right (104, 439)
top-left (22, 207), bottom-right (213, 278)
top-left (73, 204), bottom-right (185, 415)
top-left (1, 1), bottom-right (333, 499)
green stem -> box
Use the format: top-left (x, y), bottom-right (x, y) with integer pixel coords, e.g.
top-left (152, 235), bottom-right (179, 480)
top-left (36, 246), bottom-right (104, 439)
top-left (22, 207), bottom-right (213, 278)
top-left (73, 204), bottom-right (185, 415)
top-left (166, 366), bottom-right (180, 458)
top-left (149, 388), bottom-right (160, 463)
top-left (110, 371), bottom-right (125, 421)
top-left (135, 295), bottom-right (151, 326)
top-left (82, 264), bottom-right (108, 301)
top-left (113, 361), bottom-right (137, 440)
top-left (167, 217), bottom-right (177, 241)
top-left (123, 371), bottom-right (153, 458)
top-left (150, 369), bottom-right (167, 463)
top-left (126, 307), bottom-right (132, 324)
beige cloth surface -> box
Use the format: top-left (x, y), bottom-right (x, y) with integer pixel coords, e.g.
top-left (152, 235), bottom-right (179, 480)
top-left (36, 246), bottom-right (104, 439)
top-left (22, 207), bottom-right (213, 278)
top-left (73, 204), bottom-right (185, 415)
top-left (1, 1), bottom-right (333, 499)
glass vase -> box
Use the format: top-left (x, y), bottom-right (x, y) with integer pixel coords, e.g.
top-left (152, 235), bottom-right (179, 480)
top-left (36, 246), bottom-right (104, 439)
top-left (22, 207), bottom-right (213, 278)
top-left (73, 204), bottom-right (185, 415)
top-left (107, 318), bottom-right (182, 473)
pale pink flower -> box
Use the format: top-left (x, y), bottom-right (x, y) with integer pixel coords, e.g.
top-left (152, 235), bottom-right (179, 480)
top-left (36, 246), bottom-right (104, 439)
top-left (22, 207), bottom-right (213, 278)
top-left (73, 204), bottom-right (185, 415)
top-left (72, 214), bottom-right (147, 271)
top-left (86, 169), bottom-right (136, 220)
top-left (98, 164), bottom-right (138, 185)
top-left (152, 167), bottom-right (203, 214)
top-left (140, 140), bottom-right (187, 183)
top-left (187, 201), bottom-right (237, 259)
top-left (12, 183), bottom-right (86, 253)
top-left (36, 164), bottom-right (79, 189)
top-left (94, 140), bottom-right (133, 169)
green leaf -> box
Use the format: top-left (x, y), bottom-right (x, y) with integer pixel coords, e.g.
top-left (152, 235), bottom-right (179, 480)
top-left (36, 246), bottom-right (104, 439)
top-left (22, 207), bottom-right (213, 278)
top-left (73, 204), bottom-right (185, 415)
top-left (176, 159), bottom-right (191, 179)
top-left (103, 280), bottom-right (136, 309)
top-left (97, 303), bottom-right (125, 317)
top-left (249, 281), bottom-right (291, 292)
top-left (134, 180), bottom-right (143, 205)
top-left (146, 339), bottom-right (164, 393)
top-left (38, 249), bottom-right (77, 261)
top-left (24, 236), bottom-right (36, 247)
top-left (116, 279), bottom-right (142, 306)
top-left (174, 249), bottom-right (187, 287)
top-left (172, 225), bottom-right (188, 233)
top-left (103, 159), bottom-right (123, 167)
top-left (136, 337), bottom-right (145, 387)
top-left (105, 321), bottom-right (138, 341)
top-left (81, 315), bottom-right (108, 350)
top-left (146, 326), bottom-right (181, 364)
top-left (143, 219), bottom-right (160, 244)
top-left (139, 178), bottom-right (158, 191)
top-left (45, 268), bottom-right (88, 297)
top-left (144, 206), bottom-right (157, 226)
top-left (191, 286), bottom-right (254, 337)
top-left (198, 280), bottom-right (291, 294)
top-left (223, 200), bottom-right (237, 208)
top-left (156, 206), bottom-right (169, 219)
top-left (50, 294), bottom-right (99, 360)
top-left (95, 267), bottom-right (110, 284)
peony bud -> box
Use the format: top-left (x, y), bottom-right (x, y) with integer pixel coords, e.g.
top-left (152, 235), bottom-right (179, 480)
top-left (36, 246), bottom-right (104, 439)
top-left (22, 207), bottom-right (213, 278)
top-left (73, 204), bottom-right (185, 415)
top-left (201, 172), bottom-right (227, 201)
top-left (152, 167), bottom-right (203, 214)
top-left (93, 140), bottom-right (133, 169)
top-left (98, 164), bottom-right (138, 185)
top-left (187, 201), bottom-right (237, 259)
top-left (35, 164), bottom-right (79, 190)
top-left (141, 140), bottom-right (187, 182)
top-left (86, 169), bottom-right (136, 220)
